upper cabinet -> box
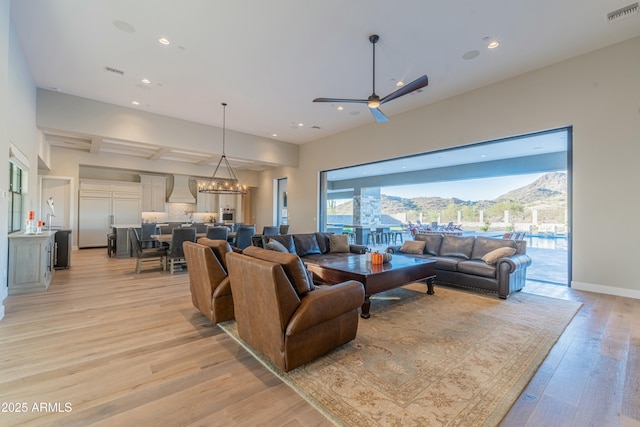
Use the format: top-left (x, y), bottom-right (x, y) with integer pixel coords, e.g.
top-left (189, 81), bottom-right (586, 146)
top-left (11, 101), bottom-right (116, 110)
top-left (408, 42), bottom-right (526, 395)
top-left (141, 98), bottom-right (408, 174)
top-left (196, 179), bottom-right (217, 213)
top-left (140, 175), bottom-right (167, 212)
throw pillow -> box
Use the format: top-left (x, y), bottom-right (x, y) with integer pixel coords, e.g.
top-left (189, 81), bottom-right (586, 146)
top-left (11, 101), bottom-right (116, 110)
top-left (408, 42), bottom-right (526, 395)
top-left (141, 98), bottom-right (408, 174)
top-left (481, 247), bottom-right (517, 264)
top-left (400, 240), bottom-right (426, 254)
top-left (329, 234), bottom-right (350, 253)
top-left (262, 234), bottom-right (295, 253)
top-left (293, 234), bottom-right (322, 256)
top-left (265, 238), bottom-right (289, 253)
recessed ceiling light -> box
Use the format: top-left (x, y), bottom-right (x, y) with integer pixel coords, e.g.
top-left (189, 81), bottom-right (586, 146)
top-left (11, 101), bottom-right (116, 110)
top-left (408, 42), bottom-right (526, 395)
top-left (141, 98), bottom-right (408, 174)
top-left (158, 37), bottom-right (170, 45)
top-left (131, 101), bottom-right (140, 105)
top-left (396, 81), bottom-right (405, 87)
top-left (141, 78), bottom-right (150, 84)
top-left (337, 106), bottom-right (344, 111)
top-left (483, 36), bottom-right (500, 49)
top-left (271, 133), bottom-right (277, 137)
top-left (297, 122), bottom-right (304, 127)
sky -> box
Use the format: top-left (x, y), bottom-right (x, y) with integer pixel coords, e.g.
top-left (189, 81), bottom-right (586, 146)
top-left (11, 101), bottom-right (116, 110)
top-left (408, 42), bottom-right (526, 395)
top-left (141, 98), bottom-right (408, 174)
top-left (381, 173), bottom-right (545, 201)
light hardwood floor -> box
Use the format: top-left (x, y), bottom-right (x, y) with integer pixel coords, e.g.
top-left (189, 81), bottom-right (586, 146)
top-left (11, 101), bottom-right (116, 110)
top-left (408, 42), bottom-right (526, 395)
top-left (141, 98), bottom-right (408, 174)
top-left (0, 248), bottom-right (638, 426)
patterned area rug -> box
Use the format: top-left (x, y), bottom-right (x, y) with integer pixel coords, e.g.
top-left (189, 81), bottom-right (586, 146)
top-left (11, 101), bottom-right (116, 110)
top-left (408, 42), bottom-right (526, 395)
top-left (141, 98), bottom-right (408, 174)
top-left (219, 285), bottom-right (582, 426)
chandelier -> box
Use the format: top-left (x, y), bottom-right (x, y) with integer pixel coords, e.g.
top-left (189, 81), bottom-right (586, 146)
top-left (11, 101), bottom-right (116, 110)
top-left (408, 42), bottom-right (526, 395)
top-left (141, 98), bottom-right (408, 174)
top-left (198, 102), bottom-right (248, 194)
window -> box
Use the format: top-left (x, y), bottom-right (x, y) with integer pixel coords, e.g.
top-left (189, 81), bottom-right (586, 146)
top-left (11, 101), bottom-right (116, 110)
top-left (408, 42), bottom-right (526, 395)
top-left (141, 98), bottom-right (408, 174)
top-left (8, 162), bottom-right (24, 233)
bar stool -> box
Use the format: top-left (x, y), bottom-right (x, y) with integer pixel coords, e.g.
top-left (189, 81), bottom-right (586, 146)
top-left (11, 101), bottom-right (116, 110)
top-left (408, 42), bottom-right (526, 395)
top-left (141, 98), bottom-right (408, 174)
top-left (107, 233), bottom-right (116, 257)
top-left (375, 227), bottom-right (389, 245)
top-left (390, 230), bottom-right (403, 245)
top-left (366, 229), bottom-right (382, 247)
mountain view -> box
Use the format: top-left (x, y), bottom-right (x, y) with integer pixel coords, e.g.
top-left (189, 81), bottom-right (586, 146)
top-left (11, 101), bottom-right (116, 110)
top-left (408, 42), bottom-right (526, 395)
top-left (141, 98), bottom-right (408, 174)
top-left (329, 172), bottom-right (567, 226)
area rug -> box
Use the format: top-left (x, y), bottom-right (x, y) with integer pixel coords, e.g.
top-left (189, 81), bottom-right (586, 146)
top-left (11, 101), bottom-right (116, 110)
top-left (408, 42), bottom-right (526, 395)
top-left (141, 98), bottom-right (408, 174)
top-left (219, 285), bottom-right (582, 426)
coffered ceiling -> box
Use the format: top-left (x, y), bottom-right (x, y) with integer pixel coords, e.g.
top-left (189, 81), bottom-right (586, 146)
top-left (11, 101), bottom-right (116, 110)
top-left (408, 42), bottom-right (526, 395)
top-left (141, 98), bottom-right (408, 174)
top-left (9, 0), bottom-right (640, 168)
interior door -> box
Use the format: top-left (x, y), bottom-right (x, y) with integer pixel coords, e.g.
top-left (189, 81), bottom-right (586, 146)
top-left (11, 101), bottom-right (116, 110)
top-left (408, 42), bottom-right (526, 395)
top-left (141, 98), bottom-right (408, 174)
top-left (40, 177), bottom-right (71, 229)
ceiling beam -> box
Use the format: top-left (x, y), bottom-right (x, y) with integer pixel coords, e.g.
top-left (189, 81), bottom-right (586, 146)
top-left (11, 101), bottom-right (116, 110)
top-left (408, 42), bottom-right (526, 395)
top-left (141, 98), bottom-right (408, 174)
top-left (148, 148), bottom-right (172, 161)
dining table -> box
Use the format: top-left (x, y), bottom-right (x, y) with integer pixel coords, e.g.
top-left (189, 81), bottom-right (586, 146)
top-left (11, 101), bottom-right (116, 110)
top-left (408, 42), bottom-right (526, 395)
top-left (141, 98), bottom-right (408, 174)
top-left (151, 232), bottom-right (236, 248)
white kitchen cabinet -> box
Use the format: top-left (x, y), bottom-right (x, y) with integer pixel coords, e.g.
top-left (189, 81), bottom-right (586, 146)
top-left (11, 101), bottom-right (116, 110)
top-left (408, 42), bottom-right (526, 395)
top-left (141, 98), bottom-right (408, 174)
top-left (140, 174), bottom-right (167, 212)
top-left (78, 180), bottom-right (142, 248)
top-left (196, 179), bottom-right (217, 213)
top-left (8, 231), bottom-right (56, 295)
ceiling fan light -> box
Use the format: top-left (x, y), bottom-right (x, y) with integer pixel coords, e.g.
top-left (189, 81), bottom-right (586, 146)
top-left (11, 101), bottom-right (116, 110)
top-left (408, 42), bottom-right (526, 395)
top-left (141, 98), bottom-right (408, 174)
top-left (368, 100), bottom-right (380, 109)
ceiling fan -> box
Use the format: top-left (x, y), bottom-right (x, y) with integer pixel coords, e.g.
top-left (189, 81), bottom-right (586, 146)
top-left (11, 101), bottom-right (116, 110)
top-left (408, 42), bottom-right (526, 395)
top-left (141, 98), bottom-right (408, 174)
top-left (313, 34), bottom-right (428, 123)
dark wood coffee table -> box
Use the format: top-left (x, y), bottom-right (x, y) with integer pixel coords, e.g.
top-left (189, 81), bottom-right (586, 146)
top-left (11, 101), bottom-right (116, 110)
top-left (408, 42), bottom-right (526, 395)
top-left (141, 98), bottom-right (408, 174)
top-left (305, 255), bottom-right (436, 318)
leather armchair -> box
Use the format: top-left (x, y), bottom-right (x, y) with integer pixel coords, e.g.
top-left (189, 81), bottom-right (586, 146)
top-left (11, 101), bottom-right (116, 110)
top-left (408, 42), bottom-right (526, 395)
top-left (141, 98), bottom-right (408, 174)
top-left (183, 240), bottom-right (234, 323)
top-left (226, 246), bottom-right (364, 372)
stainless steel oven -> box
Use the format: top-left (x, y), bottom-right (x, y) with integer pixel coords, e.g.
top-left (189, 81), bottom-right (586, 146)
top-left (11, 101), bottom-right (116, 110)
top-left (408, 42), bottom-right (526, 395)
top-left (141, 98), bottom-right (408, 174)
top-left (219, 208), bottom-right (235, 224)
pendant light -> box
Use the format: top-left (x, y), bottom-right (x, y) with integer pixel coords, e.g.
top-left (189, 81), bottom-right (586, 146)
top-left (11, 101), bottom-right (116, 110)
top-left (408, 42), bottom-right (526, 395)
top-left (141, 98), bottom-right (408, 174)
top-left (198, 102), bottom-right (248, 194)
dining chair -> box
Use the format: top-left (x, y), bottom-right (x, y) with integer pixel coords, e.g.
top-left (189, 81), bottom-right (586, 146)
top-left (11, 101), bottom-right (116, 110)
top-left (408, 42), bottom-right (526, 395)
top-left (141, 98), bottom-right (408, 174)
top-left (140, 223), bottom-right (160, 249)
top-left (233, 225), bottom-right (256, 250)
top-left (129, 228), bottom-right (167, 273)
top-left (262, 226), bottom-right (279, 236)
top-left (206, 225), bottom-right (229, 240)
top-left (167, 227), bottom-right (197, 274)
top-left (193, 223), bottom-right (208, 233)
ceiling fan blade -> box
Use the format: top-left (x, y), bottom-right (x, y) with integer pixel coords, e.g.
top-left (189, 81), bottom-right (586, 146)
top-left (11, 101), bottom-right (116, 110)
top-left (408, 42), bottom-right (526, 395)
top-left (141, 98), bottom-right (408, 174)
top-left (370, 107), bottom-right (389, 123)
top-left (380, 75), bottom-right (429, 105)
top-left (313, 97), bottom-right (368, 104)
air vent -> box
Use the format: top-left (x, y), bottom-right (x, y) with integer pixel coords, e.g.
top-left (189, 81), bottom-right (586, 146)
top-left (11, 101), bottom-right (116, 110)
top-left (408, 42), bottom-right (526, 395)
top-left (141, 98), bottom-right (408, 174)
top-left (104, 66), bottom-right (125, 76)
top-left (607, 2), bottom-right (639, 22)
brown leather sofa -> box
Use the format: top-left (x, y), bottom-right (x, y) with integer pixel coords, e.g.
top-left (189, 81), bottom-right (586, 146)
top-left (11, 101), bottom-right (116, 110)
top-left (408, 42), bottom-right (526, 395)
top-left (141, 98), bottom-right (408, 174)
top-left (226, 246), bottom-right (365, 372)
top-left (182, 239), bottom-right (234, 323)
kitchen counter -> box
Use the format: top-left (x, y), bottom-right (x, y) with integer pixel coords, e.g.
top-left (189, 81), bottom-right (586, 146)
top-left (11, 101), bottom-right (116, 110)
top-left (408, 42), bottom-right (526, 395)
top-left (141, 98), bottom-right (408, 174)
top-left (8, 231), bottom-right (57, 294)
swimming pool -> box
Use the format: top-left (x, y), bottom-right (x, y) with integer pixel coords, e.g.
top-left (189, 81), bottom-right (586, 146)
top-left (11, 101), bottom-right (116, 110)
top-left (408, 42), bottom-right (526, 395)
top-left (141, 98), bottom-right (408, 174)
top-left (525, 235), bottom-right (568, 251)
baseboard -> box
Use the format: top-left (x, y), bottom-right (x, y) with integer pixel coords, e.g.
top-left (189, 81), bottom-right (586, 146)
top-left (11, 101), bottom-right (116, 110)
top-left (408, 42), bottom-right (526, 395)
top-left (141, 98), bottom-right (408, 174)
top-left (571, 281), bottom-right (640, 300)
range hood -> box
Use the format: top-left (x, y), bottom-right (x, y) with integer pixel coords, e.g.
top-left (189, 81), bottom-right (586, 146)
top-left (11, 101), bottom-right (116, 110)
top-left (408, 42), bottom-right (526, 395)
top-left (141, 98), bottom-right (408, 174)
top-left (168, 175), bottom-right (196, 204)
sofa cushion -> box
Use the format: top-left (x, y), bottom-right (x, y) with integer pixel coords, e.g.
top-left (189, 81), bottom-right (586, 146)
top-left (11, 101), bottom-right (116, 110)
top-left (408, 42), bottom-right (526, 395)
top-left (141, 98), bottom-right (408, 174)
top-left (400, 240), bottom-right (426, 254)
top-left (471, 236), bottom-right (517, 260)
top-left (329, 234), bottom-right (350, 253)
top-left (262, 234), bottom-right (296, 254)
top-left (265, 238), bottom-right (289, 253)
top-left (243, 246), bottom-right (314, 294)
top-left (457, 260), bottom-right (497, 278)
top-left (293, 234), bottom-right (322, 256)
top-left (414, 234), bottom-right (443, 255)
top-left (314, 232), bottom-right (332, 254)
top-left (439, 236), bottom-right (475, 259)
top-left (481, 247), bottom-right (517, 264)
top-left (430, 256), bottom-right (461, 272)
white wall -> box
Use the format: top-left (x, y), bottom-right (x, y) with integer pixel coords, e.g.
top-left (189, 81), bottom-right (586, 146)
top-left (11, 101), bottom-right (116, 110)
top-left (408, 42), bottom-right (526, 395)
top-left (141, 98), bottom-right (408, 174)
top-left (1, 9), bottom-right (39, 319)
top-left (1, 0), bottom-right (10, 318)
top-left (274, 37), bottom-right (640, 299)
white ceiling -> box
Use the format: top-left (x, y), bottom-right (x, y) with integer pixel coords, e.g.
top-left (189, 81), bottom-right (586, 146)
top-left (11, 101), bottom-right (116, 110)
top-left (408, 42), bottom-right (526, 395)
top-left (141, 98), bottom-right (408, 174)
top-left (9, 0), bottom-right (640, 166)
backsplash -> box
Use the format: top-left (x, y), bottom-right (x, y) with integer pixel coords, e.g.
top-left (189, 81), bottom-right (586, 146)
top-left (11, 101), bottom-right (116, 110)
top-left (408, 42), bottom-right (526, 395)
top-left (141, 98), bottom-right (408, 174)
top-left (141, 203), bottom-right (218, 224)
